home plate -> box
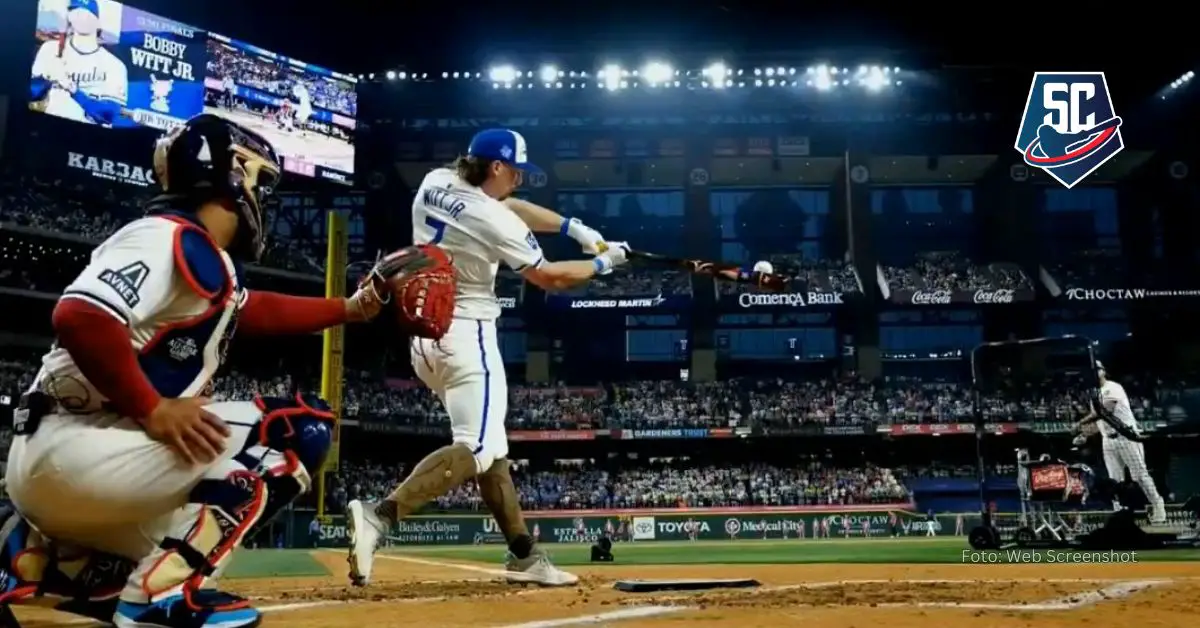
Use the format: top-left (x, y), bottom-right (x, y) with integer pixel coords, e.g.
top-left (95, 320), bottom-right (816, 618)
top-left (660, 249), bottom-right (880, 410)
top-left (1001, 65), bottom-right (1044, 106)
top-left (614, 578), bottom-right (761, 592)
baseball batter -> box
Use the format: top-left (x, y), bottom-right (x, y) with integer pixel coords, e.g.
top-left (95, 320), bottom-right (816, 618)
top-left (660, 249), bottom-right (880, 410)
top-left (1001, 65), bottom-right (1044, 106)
top-left (221, 75), bottom-right (237, 109)
top-left (1078, 361), bottom-right (1166, 523)
top-left (30, 0), bottom-right (128, 126)
top-left (0, 115), bottom-right (404, 628)
top-left (278, 82), bottom-right (312, 135)
top-left (346, 128), bottom-right (630, 587)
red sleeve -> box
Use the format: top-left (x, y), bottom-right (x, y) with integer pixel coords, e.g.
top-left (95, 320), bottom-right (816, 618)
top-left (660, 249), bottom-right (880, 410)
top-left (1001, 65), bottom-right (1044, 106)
top-left (238, 290), bottom-right (349, 336)
top-left (52, 299), bottom-right (161, 420)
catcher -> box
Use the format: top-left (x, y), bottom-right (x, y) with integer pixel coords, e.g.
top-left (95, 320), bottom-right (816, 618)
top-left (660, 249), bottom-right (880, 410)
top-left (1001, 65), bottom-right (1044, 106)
top-left (346, 128), bottom-right (630, 587)
top-left (0, 114), bottom-right (424, 628)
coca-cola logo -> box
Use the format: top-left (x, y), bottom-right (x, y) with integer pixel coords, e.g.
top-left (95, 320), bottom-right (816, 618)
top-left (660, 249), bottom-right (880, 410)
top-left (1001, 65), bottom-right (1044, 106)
top-left (911, 290), bottom-right (952, 305)
top-left (973, 289), bottom-right (1015, 304)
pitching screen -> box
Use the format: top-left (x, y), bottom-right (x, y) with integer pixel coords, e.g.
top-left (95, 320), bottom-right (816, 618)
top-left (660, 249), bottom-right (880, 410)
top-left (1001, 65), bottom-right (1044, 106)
top-left (29, 0), bottom-right (357, 185)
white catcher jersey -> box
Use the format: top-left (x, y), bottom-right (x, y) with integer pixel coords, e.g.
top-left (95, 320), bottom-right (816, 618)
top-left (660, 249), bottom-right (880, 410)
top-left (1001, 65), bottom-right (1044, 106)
top-left (32, 216), bottom-right (244, 412)
top-left (31, 39), bottom-right (128, 124)
top-left (1098, 380), bottom-right (1139, 439)
top-left (411, 168), bottom-right (543, 320)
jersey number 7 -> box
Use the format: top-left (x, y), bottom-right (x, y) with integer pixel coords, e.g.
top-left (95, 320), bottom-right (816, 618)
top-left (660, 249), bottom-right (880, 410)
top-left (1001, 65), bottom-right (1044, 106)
top-left (425, 216), bottom-right (447, 244)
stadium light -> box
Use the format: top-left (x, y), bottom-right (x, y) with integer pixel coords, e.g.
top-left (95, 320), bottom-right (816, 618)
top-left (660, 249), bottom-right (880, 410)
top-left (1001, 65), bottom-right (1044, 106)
top-left (367, 59), bottom-right (905, 92)
top-left (488, 65), bottom-right (518, 83)
top-left (810, 65), bottom-right (833, 91)
top-left (857, 65), bottom-right (889, 91)
top-left (703, 63), bottom-right (728, 89)
top-left (642, 62), bottom-right (673, 86)
top-left (601, 64), bottom-right (622, 90)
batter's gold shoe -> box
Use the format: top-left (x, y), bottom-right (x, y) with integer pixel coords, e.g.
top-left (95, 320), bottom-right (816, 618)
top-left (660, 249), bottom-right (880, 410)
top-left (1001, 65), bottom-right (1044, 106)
top-left (346, 500), bottom-right (385, 586)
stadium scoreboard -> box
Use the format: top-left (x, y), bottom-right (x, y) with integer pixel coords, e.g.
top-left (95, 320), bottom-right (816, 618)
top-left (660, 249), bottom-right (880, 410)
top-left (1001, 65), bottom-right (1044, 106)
top-left (28, 0), bottom-right (358, 185)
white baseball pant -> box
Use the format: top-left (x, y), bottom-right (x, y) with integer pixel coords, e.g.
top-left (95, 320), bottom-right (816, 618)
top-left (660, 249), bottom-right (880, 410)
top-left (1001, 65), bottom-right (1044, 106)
top-left (1102, 436), bottom-right (1163, 507)
top-left (411, 317), bottom-right (509, 474)
top-left (4, 402), bottom-right (266, 602)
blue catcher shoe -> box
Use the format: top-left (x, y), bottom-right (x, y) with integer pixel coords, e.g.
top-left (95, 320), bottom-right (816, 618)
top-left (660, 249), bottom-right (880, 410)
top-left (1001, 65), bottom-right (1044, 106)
top-left (114, 591), bottom-right (262, 628)
top-left (0, 506), bottom-right (42, 609)
top-left (0, 505), bottom-right (134, 623)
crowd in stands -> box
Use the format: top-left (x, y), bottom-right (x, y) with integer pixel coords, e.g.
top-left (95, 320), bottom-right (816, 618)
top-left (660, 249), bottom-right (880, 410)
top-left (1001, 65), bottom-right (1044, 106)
top-left (0, 170), bottom-right (328, 275)
top-left (881, 251), bottom-right (1033, 293)
top-left (719, 254), bottom-right (860, 295)
top-left (1042, 248), bottom-right (1128, 290)
top-left (567, 269), bottom-right (692, 297)
top-left (324, 460), bottom-right (910, 513)
top-left (2, 352), bottom-right (1188, 438)
top-left (206, 39), bottom-right (358, 117)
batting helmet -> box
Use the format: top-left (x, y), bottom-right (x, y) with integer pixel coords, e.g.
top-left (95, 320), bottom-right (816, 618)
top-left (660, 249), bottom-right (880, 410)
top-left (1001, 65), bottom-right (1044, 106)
top-left (152, 114), bottom-right (282, 261)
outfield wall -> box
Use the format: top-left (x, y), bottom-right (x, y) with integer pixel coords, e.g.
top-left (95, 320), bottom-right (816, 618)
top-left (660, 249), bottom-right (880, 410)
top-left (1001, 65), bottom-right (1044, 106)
top-left (298, 504), bottom-right (981, 548)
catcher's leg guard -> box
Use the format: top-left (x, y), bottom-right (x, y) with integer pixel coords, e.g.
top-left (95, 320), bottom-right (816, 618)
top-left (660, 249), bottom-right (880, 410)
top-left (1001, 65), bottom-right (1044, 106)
top-left (0, 505), bottom-right (136, 624)
top-left (114, 394), bottom-right (333, 628)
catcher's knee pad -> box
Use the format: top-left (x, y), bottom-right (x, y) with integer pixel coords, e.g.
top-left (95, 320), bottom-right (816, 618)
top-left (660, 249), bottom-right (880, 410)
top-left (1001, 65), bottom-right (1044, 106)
top-left (253, 393), bottom-right (335, 482)
top-left (138, 467), bottom-right (269, 606)
top-left (137, 394), bottom-right (333, 606)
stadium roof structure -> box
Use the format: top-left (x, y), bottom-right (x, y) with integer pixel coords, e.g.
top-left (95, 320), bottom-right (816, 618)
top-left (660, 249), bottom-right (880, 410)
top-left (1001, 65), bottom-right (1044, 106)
top-left (128, 0), bottom-right (1196, 113)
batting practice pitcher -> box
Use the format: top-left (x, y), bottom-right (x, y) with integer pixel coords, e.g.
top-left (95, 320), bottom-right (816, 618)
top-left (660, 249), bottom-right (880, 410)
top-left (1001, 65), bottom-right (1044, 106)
top-left (346, 128), bottom-right (632, 587)
top-left (0, 114), bottom-right (417, 628)
top-left (1078, 361), bottom-right (1167, 524)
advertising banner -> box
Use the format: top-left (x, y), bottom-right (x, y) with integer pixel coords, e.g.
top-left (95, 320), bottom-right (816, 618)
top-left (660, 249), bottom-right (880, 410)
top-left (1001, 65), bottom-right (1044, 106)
top-left (1060, 288), bottom-right (1200, 302)
top-left (891, 288), bottom-right (1035, 306)
top-left (508, 430), bottom-right (595, 442)
top-left (545, 294), bottom-right (690, 311)
top-left (776, 136), bottom-right (810, 156)
top-left (722, 289), bottom-right (846, 310)
top-left (881, 423), bottom-right (1018, 436)
top-left (615, 428), bottom-right (711, 440)
top-left (358, 422), bottom-right (445, 437)
top-left (65, 149), bottom-right (155, 186)
top-left (822, 425), bottom-right (870, 436)
top-left (309, 507), bottom-right (928, 547)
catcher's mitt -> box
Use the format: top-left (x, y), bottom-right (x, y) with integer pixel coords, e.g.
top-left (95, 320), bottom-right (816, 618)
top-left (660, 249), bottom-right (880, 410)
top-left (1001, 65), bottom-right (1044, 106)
top-left (366, 244), bottom-right (456, 340)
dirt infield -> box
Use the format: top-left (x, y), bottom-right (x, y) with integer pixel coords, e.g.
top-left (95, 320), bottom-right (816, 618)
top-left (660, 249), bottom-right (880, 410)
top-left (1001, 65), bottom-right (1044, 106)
top-left (12, 550), bottom-right (1200, 627)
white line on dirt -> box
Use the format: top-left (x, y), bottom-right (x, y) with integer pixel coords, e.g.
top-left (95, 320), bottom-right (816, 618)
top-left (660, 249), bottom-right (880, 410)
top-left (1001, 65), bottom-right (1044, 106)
top-left (373, 552), bottom-right (510, 576)
top-left (882, 579), bottom-right (1163, 611)
top-left (492, 606), bottom-right (691, 628)
top-left (622, 577), bottom-right (1172, 609)
top-left (325, 549), bottom-right (510, 576)
top-left (249, 576), bottom-right (498, 598)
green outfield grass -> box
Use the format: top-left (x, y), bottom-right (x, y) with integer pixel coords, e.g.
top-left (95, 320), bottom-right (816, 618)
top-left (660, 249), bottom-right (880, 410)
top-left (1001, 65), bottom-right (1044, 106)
top-left (386, 536), bottom-right (1200, 566)
top-left (225, 549), bottom-right (331, 579)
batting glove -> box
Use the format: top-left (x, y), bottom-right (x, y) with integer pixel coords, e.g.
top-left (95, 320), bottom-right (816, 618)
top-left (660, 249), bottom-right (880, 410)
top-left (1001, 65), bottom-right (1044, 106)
top-left (563, 218), bottom-right (608, 255)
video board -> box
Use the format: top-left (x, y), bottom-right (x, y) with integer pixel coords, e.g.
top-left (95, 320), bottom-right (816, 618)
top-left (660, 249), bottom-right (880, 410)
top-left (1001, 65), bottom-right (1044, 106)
top-left (29, 0), bottom-right (357, 184)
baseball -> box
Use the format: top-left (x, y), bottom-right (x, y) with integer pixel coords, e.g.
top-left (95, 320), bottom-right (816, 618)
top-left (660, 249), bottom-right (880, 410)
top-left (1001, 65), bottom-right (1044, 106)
top-left (753, 261), bottom-right (773, 274)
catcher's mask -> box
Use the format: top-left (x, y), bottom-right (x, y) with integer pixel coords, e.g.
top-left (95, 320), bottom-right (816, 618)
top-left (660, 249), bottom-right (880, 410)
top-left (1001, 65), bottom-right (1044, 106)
top-left (152, 113), bottom-right (282, 261)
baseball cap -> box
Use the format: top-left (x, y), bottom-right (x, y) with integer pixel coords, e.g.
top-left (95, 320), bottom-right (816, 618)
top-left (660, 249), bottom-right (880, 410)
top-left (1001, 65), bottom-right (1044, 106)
top-left (68, 0), bottom-right (99, 15)
top-left (466, 128), bottom-right (543, 176)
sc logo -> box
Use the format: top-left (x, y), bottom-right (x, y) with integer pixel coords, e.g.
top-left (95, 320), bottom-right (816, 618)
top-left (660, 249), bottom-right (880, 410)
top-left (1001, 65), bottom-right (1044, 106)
top-left (1042, 82), bottom-right (1098, 133)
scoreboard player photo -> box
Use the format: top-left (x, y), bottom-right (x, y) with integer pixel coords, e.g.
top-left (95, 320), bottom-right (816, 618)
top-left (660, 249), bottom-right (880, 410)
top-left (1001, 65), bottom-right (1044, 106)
top-left (30, 0), bottom-right (129, 127)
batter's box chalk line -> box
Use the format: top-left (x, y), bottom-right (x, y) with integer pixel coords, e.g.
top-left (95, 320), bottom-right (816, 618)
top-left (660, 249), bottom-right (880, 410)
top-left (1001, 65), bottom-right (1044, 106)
top-left (671, 578), bottom-right (1170, 611)
top-left (46, 577), bottom-right (1173, 627)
